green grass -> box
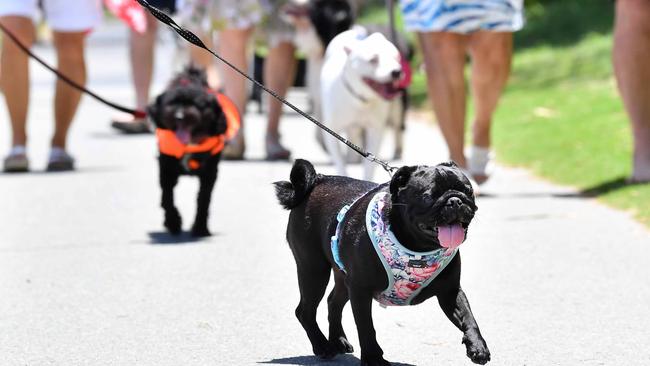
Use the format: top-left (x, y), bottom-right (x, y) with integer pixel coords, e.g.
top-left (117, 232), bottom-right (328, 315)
top-left (493, 31), bottom-right (650, 226)
top-left (357, 1), bottom-right (650, 226)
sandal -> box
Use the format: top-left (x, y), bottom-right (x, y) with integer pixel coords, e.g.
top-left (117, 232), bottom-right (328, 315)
top-left (3, 146), bottom-right (29, 173)
top-left (46, 147), bottom-right (75, 172)
top-left (265, 136), bottom-right (291, 161)
top-left (223, 132), bottom-right (246, 160)
top-left (467, 145), bottom-right (493, 185)
top-left (111, 117), bottom-right (151, 134)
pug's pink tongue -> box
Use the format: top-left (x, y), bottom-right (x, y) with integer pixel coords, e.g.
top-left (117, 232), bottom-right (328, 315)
top-left (437, 224), bottom-right (465, 248)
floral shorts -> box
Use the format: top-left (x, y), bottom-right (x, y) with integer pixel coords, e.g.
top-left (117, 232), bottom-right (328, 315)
top-left (257, 0), bottom-right (295, 48)
top-left (177, 0), bottom-right (263, 32)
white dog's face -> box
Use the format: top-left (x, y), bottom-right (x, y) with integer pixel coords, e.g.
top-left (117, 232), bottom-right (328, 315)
top-left (344, 33), bottom-right (403, 99)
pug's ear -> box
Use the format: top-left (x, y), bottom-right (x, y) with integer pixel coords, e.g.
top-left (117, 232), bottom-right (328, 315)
top-left (147, 94), bottom-right (165, 128)
top-left (439, 161), bottom-right (459, 169)
top-left (390, 165), bottom-right (417, 196)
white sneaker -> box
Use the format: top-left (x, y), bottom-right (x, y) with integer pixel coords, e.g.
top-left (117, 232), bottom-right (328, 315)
top-left (467, 145), bottom-right (493, 184)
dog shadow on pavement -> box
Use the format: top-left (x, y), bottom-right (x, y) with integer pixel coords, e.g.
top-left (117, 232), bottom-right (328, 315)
top-left (259, 355), bottom-right (415, 366)
top-left (147, 231), bottom-right (216, 245)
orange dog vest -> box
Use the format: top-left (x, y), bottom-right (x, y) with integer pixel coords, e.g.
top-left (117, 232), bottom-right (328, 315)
top-left (156, 91), bottom-right (240, 171)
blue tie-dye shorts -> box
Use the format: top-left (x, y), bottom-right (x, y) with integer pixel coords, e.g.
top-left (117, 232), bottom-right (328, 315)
top-left (399, 0), bottom-right (525, 33)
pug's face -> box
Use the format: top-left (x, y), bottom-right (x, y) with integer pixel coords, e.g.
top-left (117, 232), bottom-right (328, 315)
top-left (390, 162), bottom-right (477, 250)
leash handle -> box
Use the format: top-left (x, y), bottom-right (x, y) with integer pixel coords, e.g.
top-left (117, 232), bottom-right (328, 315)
top-left (0, 22), bottom-right (146, 119)
top-left (136, 0), bottom-right (398, 175)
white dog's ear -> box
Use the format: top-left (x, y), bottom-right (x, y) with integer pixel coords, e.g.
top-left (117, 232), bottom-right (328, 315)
top-left (343, 45), bottom-right (352, 55)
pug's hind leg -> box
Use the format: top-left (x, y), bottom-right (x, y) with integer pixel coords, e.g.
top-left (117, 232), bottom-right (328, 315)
top-left (295, 263), bottom-right (335, 359)
top-left (327, 271), bottom-right (353, 354)
top-left (437, 287), bottom-right (491, 365)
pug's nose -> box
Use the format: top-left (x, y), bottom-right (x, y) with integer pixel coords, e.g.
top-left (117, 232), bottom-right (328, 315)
top-left (446, 197), bottom-right (463, 208)
top-left (391, 69), bottom-right (402, 80)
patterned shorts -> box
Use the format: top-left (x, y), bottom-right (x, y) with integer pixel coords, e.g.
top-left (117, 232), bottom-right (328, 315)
top-left (399, 0), bottom-right (525, 34)
top-left (257, 0), bottom-right (295, 48)
top-left (177, 0), bottom-right (263, 32)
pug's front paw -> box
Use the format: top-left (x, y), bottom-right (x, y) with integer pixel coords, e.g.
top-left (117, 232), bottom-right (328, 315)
top-left (463, 335), bottom-right (490, 364)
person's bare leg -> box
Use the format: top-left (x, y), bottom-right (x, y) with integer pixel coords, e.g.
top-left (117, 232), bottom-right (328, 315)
top-left (51, 31), bottom-right (87, 149)
top-left (132, 12), bottom-right (158, 111)
top-left (112, 13), bottom-right (158, 129)
top-left (218, 27), bottom-right (253, 158)
top-left (188, 31), bottom-right (221, 89)
top-left (614, 0), bottom-right (650, 182)
top-left (468, 31), bottom-right (512, 149)
top-left (264, 40), bottom-right (297, 159)
top-left (218, 27), bottom-right (252, 117)
top-left (418, 32), bottom-right (468, 167)
top-left (0, 16), bottom-right (35, 148)
top-left (466, 31), bottom-right (513, 183)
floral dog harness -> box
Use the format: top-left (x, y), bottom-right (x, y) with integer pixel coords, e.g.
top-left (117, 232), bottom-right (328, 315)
top-left (366, 192), bottom-right (458, 306)
top-left (331, 191), bottom-right (459, 306)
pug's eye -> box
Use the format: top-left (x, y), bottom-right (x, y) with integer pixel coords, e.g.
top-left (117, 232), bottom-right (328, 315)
top-left (422, 192), bottom-right (434, 206)
top-left (368, 55), bottom-right (379, 66)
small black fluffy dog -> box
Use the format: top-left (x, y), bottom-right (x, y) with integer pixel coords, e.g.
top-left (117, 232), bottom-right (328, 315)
top-left (148, 66), bottom-right (230, 237)
top-left (275, 159), bottom-right (490, 365)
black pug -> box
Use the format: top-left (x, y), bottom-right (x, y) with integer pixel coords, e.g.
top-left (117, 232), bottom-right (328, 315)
top-left (274, 159), bottom-right (490, 365)
top-left (148, 66), bottom-right (234, 237)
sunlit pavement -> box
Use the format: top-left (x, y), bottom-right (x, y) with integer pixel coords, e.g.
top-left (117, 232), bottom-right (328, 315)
top-left (1, 22), bottom-right (649, 366)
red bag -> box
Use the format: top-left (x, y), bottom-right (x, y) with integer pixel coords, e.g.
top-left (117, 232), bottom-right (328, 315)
top-left (104, 0), bottom-right (147, 34)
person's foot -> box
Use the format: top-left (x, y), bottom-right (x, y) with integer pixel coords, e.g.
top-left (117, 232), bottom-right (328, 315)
top-left (627, 174), bottom-right (650, 184)
top-left (111, 115), bottom-right (151, 134)
top-left (265, 135), bottom-right (291, 161)
top-left (3, 146), bottom-right (29, 173)
top-left (46, 147), bottom-right (75, 172)
top-left (629, 153), bottom-right (650, 184)
top-left (467, 145), bottom-right (493, 185)
top-left (223, 132), bottom-right (246, 160)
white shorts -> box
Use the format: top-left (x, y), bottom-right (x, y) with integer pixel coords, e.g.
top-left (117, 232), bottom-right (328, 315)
top-left (0, 0), bottom-right (102, 32)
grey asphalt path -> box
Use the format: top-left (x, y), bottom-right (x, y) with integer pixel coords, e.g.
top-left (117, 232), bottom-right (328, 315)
top-left (1, 23), bottom-right (650, 366)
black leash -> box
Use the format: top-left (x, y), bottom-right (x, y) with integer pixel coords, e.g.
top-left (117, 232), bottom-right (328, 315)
top-left (136, 0), bottom-right (398, 175)
top-left (0, 22), bottom-right (146, 119)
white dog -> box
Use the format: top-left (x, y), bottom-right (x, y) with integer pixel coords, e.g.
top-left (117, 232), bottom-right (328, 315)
top-left (320, 27), bottom-right (404, 180)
